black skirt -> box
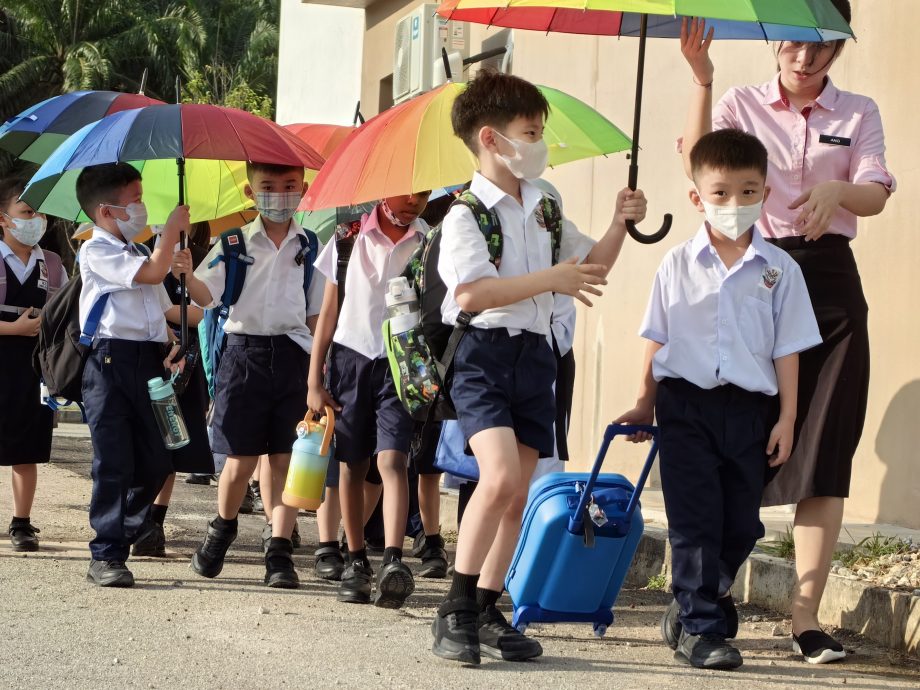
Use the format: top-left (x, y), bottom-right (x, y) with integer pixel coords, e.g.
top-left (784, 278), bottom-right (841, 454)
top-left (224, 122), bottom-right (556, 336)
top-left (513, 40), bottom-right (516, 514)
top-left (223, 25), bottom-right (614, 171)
top-left (170, 361), bottom-right (215, 475)
top-left (0, 336), bottom-right (53, 465)
top-left (762, 235), bottom-right (869, 505)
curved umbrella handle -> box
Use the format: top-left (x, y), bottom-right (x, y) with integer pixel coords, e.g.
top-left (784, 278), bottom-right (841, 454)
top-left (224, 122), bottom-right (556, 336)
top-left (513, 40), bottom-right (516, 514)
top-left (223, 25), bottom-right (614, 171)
top-left (626, 215), bottom-right (673, 245)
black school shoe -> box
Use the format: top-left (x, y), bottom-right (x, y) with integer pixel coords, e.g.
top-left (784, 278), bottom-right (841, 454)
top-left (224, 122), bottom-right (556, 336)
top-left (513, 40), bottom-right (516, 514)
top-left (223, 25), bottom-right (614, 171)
top-left (479, 604), bottom-right (543, 661)
top-left (86, 559), bottom-right (135, 588)
top-left (191, 518), bottom-right (238, 578)
top-left (431, 598), bottom-right (481, 665)
top-left (338, 560), bottom-right (374, 604)
top-left (314, 545), bottom-right (345, 581)
top-left (417, 534), bottom-right (448, 579)
top-left (185, 473), bottom-right (214, 485)
top-left (8, 520), bottom-right (40, 552)
top-left (661, 595), bottom-right (739, 650)
top-left (264, 537), bottom-right (300, 589)
top-left (374, 559), bottom-right (415, 609)
top-left (792, 630), bottom-right (847, 664)
top-left (132, 522), bottom-right (166, 557)
top-left (239, 484), bottom-right (256, 514)
top-left (252, 482), bottom-right (264, 513)
top-left (675, 630), bottom-right (743, 670)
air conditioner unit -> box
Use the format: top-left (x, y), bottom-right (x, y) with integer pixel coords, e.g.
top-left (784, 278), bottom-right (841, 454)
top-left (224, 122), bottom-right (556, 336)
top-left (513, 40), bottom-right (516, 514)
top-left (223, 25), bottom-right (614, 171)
top-left (393, 3), bottom-right (469, 104)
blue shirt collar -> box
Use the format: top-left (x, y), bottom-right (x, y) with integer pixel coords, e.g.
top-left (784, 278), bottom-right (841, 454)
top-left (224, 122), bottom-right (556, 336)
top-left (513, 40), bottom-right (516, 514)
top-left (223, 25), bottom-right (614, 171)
top-left (691, 223), bottom-right (769, 265)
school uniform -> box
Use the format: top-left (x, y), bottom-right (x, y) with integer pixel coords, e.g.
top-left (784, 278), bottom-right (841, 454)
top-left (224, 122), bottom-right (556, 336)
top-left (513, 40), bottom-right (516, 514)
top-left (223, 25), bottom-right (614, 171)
top-left (313, 205), bottom-right (422, 464)
top-left (641, 225), bottom-right (821, 636)
top-left (438, 172), bottom-right (595, 458)
top-left (79, 228), bottom-right (174, 562)
top-left (0, 241), bottom-right (67, 465)
top-left (193, 217), bottom-right (324, 457)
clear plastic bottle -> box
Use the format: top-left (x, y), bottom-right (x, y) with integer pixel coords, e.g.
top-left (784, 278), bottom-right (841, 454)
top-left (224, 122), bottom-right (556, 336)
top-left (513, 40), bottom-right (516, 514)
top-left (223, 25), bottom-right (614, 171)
top-left (147, 376), bottom-right (190, 450)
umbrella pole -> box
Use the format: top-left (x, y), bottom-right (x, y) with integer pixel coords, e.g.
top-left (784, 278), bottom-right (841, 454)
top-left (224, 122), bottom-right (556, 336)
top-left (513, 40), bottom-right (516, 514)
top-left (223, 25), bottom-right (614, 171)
top-left (176, 156), bottom-right (189, 361)
top-left (624, 14), bottom-right (672, 245)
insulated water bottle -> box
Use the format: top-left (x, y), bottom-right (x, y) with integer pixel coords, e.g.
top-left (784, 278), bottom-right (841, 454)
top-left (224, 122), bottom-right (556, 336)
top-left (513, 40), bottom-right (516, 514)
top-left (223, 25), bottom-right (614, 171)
top-left (148, 376), bottom-right (190, 450)
top-left (385, 276), bottom-right (420, 334)
top-left (282, 406), bottom-right (335, 511)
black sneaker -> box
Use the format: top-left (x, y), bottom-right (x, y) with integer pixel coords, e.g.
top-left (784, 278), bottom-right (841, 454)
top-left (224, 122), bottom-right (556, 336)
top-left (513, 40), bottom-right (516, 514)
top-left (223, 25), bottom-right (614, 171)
top-left (291, 521), bottom-right (301, 549)
top-left (314, 545), bottom-right (345, 581)
top-left (86, 559), bottom-right (135, 588)
top-left (431, 598), bottom-right (480, 665)
top-left (410, 531), bottom-right (427, 558)
top-left (261, 523), bottom-right (273, 554)
top-left (264, 537), bottom-right (300, 589)
top-left (675, 630), bottom-right (743, 670)
top-left (365, 535), bottom-right (385, 554)
top-left (374, 559), bottom-right (415, 609)
top-left (418, 535), bottom-right (448, 579)
top-left (661, 595), bottom-right (739, 650)
top-left (239, 484), bottom-right (255, 514)
top-left (185, 474), bottom-right (214, 485)
top-left (252, 482), bottom-right (264, 513)
top-left (478, 604), bottom-right (543, 661)
top-left (792, 630), bottom-right (846, 664)
top-left (132, 522), bottom-right (166, 557)
top-left (8, 520), bottom-right (39, 552)
top-left (338, 560), bottom-right (373, 604)
top-left (191, 518), bottom-right (237, 578)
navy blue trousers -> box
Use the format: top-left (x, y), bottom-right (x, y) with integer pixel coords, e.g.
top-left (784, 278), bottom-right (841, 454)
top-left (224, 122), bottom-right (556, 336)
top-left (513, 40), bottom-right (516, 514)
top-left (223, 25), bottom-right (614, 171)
top-left (83, 339), bottom-right (173, 561)
top-left (656, 377), bottom-right (774, 636)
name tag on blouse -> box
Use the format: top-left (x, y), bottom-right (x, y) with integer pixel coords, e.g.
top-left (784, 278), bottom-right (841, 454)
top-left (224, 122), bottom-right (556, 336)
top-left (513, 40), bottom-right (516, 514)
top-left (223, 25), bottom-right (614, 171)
top-left (819, 134), bottom-right (851, 146)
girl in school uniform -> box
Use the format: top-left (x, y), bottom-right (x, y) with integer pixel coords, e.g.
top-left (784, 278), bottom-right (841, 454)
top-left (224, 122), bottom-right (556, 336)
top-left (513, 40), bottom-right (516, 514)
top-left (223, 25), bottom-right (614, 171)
top-left (679, 1), bottom-right (895, 663)
top-left (0, 175), bottom-right (67, 551)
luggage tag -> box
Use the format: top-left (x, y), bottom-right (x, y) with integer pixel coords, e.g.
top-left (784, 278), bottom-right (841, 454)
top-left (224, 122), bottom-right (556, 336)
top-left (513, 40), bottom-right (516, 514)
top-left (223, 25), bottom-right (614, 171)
top-left (588, 499), bottom-right (609, 528)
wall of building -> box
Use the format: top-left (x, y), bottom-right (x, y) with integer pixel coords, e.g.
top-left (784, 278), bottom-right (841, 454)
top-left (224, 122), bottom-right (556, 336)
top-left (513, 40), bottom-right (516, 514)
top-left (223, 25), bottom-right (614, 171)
top-left (349, 2), bottom-right (918, 528)
top-left (277, 1), bottom-right (364, 125)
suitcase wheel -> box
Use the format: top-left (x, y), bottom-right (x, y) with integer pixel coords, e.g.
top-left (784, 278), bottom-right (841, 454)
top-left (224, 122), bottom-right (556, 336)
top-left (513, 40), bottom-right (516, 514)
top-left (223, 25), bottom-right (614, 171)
top-left (593, 623), bottom-right (608, 638)
top-left (515, 623), bottom-right (528, 634)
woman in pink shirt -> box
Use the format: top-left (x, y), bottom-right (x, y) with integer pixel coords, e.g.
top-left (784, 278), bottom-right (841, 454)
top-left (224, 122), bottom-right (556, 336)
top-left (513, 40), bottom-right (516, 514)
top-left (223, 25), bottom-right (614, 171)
top-left (678, 0), bottom-right (895, 665)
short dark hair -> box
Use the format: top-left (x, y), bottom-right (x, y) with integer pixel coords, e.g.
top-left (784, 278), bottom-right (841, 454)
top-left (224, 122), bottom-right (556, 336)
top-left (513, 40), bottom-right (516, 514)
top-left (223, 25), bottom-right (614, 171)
top-left (451, 69), bottom-right (550, 153)
top-left (690, 129), bottom-right (768, 182)
top-left (76, 163), bottom-right (142, 221)
top-left (245, 162), bottom-right (305, 181)
top-left (831, 0), bottom-right (851, 24)
top-left (0, 174), bottom-right (28, 213)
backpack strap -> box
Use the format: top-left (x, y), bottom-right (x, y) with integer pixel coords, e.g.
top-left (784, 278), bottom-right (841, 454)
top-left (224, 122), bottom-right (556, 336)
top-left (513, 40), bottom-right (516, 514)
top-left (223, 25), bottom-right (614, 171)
top-left (334, 220), bottom-right (361, 314)
top-left (451, 191), bottom-right (503, 267)
top-left (41, 249), bottom-right (64, 293)
top-left (296, 230), bottom-right (319, 313)
top-left (207, 228), bottom-right (253, 318)
top-left (0, 255), bottom-right (6, 305)
top-left (78, 293), bottom-right (112, 347)
top-left (539, 194), bottom-right (563, 266)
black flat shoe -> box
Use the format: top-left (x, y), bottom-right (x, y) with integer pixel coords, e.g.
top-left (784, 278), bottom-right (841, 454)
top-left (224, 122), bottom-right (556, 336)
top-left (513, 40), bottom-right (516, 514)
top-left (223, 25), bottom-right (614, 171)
top-left (793, 630), bottom-right (846, 664)
top-left (675, 631), bottom-right (742, 670)
top-left (374, 559), bottom-right (415, 609)
top-left (8, 520), bottom-right (39, 552)
top-left (132, 522), bottom-right (166, 557)
top-left (314, 545), bottom-right (345, 581)
top-left (191, 518), bottom-right (237, 578)
top-left (338, 560), bottom-right (373, 604)
top-left (264, 538), bottom-right (300, 589)
top-left (86, 559), bottom-right (135, 588)
top-left (662, 595), bottom-right (739, 650)
top-left (479, 604), bottom-right (542, 661)
top-left (431, 598), bottom-right (480, 665)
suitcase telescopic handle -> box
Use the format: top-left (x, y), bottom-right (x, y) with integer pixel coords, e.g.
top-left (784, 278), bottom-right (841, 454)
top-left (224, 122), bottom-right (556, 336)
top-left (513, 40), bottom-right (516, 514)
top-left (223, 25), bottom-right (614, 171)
top-left (567, 424), bottom-right (659, 536)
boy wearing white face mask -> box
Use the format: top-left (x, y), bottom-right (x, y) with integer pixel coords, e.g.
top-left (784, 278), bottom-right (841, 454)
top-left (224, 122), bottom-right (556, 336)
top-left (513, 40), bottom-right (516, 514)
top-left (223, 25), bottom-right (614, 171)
top-left (614, 129), bottom-right (821, 670)
top-left (180, 162), bottom-right (325, 589)
top-left (0, 175), bottom-right (67, 552)
top-left (76, 163), bottom-right (189, 587)
top-left (431, 70), bottom-right (648, 664)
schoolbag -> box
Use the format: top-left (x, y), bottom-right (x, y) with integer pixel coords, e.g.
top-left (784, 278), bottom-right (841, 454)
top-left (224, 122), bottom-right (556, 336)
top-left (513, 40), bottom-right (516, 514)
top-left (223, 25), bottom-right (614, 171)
top-left (32, 244), bottom-right (148, 405)
top-left (199, 226), bottom-right (319, 398)
top-left (0, 248), bottom-right (65, 305)
top-left (385, 190), bottom-right (562, 422)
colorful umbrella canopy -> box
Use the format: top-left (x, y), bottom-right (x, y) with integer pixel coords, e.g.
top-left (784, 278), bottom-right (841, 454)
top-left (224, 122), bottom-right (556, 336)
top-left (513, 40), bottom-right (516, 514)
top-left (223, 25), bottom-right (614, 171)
top-left (72, 209), bottom-right (260, 243)
top-left (285, 123), bottom-right (355, 160)
top-left (303, 83), bottom-right (630, 210)
top-left (21, 104), bottom-right (325, 224)
top-left (437, 0), bottom-right (853, 243)
top-left (0, 91), bottom-right (163, 164)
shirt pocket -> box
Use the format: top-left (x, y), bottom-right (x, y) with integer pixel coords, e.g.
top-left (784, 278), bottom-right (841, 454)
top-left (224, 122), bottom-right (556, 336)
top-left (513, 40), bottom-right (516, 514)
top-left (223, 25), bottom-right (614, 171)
top-left (738, 295), bottom-right (775, 358)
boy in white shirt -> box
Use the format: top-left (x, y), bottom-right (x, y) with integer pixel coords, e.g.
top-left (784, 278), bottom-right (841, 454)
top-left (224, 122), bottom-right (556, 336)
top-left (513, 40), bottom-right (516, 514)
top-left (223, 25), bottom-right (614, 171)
top-left (178, 163), bottom-right (325, 589)
top-left (431, 70), bottom-right (647, 664)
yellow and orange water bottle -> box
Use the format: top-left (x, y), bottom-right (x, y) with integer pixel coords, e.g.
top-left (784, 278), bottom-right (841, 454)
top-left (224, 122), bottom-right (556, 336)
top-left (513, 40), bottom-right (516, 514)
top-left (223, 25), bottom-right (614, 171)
top-left (282, 406), bottom-right (335, 511)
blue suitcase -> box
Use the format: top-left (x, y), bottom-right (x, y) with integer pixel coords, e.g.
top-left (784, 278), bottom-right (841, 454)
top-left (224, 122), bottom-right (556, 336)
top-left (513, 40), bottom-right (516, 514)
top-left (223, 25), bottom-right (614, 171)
top-left (505, 424), bottom-right (658, 637)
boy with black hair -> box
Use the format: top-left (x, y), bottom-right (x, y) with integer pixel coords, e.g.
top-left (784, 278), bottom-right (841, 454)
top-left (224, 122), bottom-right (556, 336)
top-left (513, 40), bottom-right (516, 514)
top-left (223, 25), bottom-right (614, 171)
top-left (76, 162), bottom-right (188, 587)
top-left (178, 161), bottom-right (324, 589)
top-left (616, 129), bottom-right (821, 669)
top-left (431, 69), bottom-right (647, 664)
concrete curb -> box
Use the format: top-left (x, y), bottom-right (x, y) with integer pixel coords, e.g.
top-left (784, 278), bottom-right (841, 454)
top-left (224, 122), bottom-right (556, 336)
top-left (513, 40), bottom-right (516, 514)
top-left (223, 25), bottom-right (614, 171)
top-left (438, 492), bottom-right (919, 658)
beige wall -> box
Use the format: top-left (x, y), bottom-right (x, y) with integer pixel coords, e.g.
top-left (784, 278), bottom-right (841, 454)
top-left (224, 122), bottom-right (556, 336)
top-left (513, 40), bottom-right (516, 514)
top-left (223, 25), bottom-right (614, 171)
top-left (356, 2), bottom-right (920, 528)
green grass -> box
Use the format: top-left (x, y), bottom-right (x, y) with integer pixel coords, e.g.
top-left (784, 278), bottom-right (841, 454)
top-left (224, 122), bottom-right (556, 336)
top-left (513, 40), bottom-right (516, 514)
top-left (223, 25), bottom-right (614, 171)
top-left (645, 574), bottom-right (667, 591)
top-left (833, 533), bottom-right (913, 570)
top-left (757, 526), bottom-right (796, 560)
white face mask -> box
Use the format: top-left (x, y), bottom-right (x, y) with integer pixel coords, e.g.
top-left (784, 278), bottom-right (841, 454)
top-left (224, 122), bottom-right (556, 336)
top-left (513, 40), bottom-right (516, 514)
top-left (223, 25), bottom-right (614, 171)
top-left (493, 130), bottom-right (549, 180)
top-left (701, 200), bottom-right (763, 240)
top-left (104, 202), bottom-right (148, 242)
top-left (2, 213), bottom-right (46, 247)
top-left (254, 191), bottom-right (301, 224)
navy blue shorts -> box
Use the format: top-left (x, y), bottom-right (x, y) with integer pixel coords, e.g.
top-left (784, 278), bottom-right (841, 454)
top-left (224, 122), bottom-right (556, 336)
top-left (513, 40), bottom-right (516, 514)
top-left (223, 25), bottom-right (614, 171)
top-left (450, 328), bottom-right (557, 458)
top-left (328, 343), bottom-right (414, 465)
top-left (210, 335), bottom-right (309, 457)
top-left (324, 455), bottom-right (382, 488)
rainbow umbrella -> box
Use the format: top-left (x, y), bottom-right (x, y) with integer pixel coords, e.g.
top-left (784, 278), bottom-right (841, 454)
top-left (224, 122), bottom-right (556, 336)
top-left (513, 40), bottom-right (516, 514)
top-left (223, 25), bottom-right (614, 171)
top-left (0, 91), bottom-right (163, 164)
top-left (303, 83), bottom-right (630, 210)
top-left (437, 0), bottom-right (853, 243)
top-left (72, 210), bottom-right (260, 243)
top-left (285, 123), bottom-right (355, 160)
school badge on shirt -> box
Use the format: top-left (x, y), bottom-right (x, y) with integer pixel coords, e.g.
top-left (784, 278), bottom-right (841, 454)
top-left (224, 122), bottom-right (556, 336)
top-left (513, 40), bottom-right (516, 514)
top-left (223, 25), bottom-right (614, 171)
top-left (761, 266), bottom-right (782, 290)
top-left (37, 259), bottom-right (49, 290)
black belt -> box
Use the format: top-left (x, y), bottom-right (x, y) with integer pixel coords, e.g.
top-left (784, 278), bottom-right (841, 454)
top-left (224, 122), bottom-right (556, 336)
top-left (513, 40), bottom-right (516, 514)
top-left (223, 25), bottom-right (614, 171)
top-left (767, 234), bottom-right (850, 251)
top-left (226, 333), bottom-right (293, 348)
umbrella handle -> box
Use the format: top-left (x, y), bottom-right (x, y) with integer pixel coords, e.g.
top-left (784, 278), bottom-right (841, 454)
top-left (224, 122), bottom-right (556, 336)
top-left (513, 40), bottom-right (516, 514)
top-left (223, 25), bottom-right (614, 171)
top-left (175, 156), bottom-right (189, 361)
top-left (625, 160), bottom-right (672, 244)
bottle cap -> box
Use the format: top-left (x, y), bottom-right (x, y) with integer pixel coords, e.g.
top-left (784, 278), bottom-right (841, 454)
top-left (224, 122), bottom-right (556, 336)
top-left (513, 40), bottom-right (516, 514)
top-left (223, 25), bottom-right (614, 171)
top-left (147, 376), bottom-right (175, 400)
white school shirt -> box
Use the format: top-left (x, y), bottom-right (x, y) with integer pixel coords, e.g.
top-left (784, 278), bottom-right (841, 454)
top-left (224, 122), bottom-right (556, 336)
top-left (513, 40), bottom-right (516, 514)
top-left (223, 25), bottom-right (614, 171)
top-left (314, 206), bottom-right (426, 359)
top-left (0, 241), bottom-right (68, 287)
top-left (438, 172), bottom-right (595, 336)
top-left (640, 224), bottom-right (822, 396)
top-left (78, 228), bottom-right (172, 342)
top-left (194, 216), bottom-right (326, 354)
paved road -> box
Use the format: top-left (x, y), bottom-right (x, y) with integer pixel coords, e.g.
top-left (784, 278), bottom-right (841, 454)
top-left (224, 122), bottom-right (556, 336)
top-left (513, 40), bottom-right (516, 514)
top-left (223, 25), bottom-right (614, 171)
top-left (0, 427), bottom-right (918, 689)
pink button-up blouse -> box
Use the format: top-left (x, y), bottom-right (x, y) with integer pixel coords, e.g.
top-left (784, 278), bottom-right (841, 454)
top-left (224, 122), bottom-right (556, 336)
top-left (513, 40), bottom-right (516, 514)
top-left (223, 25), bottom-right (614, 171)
top-left (711, 74), bottom-right (896, 239)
